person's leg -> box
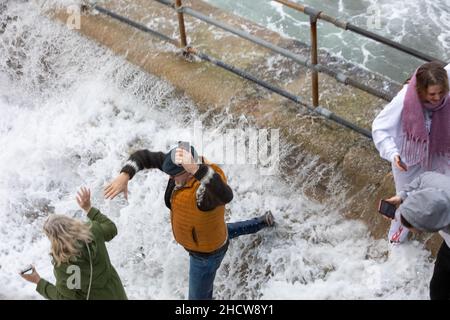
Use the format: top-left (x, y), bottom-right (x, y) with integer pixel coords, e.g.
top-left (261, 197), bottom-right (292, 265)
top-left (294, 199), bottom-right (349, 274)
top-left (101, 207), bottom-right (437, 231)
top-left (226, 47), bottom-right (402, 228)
top-left (188, 247), bottom-right (227, 300)
top-left (388, 163), bottom-right (424, 243)
top-left (430, 242), bottom-right (450, 300)
top-left (227, 212), bottom-right (274, 240)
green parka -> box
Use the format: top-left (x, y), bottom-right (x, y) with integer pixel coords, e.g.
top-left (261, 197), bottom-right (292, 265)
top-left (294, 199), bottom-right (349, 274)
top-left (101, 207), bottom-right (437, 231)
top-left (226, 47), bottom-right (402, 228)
top-left (36, 207), bottom-right (127, 300)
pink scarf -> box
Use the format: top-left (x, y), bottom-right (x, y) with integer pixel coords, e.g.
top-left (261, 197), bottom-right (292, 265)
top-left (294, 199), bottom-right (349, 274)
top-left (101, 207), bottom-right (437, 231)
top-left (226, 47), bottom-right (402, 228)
top-left (401, 69), bottom-right (450, 169)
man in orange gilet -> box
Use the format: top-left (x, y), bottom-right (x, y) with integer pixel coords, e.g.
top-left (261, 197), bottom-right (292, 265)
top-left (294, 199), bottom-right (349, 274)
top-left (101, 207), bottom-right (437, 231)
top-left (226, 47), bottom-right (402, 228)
top-left (104, 142), bottom-right (274, 299)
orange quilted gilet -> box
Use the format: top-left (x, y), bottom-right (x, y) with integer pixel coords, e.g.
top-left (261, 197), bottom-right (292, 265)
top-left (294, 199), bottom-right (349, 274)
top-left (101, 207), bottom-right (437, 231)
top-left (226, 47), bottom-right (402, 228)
top-left (170, 164), bottom-right (228, 253)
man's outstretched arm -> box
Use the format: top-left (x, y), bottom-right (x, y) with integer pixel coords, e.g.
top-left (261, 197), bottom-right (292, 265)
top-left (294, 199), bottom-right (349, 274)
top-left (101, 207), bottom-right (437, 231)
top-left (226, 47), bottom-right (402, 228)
top-left (120, 150), bottom-right (165, 179)
top-left (105, 150), bottom-right (165, 199)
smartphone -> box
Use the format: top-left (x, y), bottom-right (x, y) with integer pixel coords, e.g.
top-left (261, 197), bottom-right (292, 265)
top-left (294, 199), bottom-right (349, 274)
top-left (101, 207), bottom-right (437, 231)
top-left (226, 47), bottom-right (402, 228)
top-left (398, 159), bottom-right (408, 171)
top-left (178, 141), bottom-right (190, 152)
top-left (395, 156), bottom-right (408, 171)
top-left (21, 265), bottom-right (33, 275)
top-left (378, 200), bottom-right (397, 219)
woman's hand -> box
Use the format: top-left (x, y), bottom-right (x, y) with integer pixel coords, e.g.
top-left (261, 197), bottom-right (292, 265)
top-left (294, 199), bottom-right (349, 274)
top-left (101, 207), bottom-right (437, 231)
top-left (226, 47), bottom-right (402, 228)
top-left (385, 195), bottom-right (402, 208)
top-left (76, 187), bottom-right (92, 213)
top-left (20, 266), bottom-right (41, 285)
top-left (104, 172), bottom-right (130, 200)
top-left (394, 155), bottom-right (408, 172)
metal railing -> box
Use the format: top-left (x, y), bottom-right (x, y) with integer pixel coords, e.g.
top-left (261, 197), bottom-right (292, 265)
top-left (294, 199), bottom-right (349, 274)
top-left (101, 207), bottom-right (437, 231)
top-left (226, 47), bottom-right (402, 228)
top-left (155, 0), bottom-right (397, 102)
top-left (274, 0), bottom-right (445, 107)
top-left (83, 0), bottom-right (445, 139)
top-left (88, 2), bottom-right (372, 137)
top-left (275, 0), bottom-right (445, 63)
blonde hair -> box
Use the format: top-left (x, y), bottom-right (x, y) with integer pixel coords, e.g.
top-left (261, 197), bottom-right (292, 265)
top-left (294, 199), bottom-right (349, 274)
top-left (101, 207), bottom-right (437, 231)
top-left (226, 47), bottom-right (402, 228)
top-left (43, 215), bottom-right (93, 267)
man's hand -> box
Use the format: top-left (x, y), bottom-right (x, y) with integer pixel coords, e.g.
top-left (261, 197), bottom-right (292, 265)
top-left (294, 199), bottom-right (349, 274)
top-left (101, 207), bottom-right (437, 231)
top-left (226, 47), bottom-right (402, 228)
top-left (385, 195), bottom-right (402, 208)
top-left (20, 266), bottom-right (41, 285)
top-left (104, 172), bottom-right (130, 200)
top-left (76, 187), bottom-right (92, 213)
top-left (174, 148), bottom-right (199, 175)
top-left (394, 155), bottom-right (408, 172)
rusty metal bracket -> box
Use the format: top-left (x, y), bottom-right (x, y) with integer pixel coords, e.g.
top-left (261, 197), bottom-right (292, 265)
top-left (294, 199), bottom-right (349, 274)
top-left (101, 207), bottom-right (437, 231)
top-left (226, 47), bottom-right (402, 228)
top-left (304, 6), bottom-right (322, 23)
top-left (174, 3), bottom-right (184, 13)
top-left (183, 45), bottom-right (195, 58)
top-left (81, 1), bottom-right (98, 14)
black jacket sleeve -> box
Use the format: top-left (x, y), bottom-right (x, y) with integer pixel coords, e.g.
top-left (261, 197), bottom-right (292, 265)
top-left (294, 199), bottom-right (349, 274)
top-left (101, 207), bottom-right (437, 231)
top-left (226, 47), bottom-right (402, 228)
top-left (193, 164), bottom-right (233, 211)
top-left (120, 150), bottom-right (165, 179)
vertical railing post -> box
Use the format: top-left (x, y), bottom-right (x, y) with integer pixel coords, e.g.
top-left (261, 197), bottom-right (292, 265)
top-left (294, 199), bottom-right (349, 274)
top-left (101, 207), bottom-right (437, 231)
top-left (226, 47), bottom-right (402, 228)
top-left (309, 14), bottom-right (319, 107)
top-left (175, 0), bottom-right (187, 48)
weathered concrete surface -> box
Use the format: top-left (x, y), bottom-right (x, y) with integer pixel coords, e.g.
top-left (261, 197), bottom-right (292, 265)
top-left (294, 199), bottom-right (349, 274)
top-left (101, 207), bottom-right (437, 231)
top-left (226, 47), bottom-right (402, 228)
top-left (49, 0), bottom-right (442, 255)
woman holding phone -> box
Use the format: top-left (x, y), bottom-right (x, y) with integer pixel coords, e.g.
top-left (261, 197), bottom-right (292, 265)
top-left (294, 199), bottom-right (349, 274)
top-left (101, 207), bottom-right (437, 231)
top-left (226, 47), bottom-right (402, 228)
top-left (372, 61), bottom-right (450, 244)
top-left (20, 188), bottom-right (127, 300)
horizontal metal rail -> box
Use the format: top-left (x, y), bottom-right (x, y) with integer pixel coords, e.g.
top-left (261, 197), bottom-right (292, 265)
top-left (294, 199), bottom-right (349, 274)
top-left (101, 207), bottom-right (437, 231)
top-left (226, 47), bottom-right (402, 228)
top-left (275, 0), bottom-right (446, 65)
top-left (154, 0), bottom-right (396, 101)
top-left (89, 4), bottom-right (372, 138)
top-left (93, 5), bottom-right (178, 46)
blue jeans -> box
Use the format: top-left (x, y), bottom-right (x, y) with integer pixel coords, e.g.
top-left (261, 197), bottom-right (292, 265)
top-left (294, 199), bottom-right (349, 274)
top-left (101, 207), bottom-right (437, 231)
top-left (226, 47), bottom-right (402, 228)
top-left (188, 217), bottom-right (267, 300)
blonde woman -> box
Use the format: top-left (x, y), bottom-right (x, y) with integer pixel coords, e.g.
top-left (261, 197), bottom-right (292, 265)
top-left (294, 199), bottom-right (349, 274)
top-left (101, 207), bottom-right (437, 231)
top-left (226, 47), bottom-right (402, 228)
top-left (21, 187), bottom-right (127, 300)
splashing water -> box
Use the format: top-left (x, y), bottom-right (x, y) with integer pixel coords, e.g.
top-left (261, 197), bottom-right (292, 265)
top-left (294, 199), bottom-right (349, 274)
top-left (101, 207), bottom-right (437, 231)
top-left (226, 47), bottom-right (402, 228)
top-left (0, 1), bottom-right (436, 299)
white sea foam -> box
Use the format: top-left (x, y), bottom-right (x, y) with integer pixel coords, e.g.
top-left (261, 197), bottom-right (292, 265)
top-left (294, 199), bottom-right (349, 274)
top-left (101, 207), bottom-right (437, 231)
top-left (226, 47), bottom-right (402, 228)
top-left (0, 0), bottom-right (437, 300)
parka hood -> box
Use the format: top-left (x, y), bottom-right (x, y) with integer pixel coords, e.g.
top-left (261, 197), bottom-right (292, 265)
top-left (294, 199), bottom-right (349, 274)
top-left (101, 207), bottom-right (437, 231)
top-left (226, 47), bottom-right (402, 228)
top-left (400, 187), bottom-right (450, 232)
